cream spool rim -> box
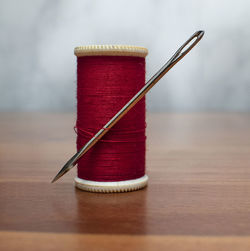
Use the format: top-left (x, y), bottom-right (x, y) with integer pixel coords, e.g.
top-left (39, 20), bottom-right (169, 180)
top-left (74, 45), bottom-right (148, 58)
top-left (75, 175), bottom-right (148, 193)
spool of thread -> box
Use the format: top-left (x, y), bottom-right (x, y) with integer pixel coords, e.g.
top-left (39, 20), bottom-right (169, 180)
top-left (74, 45), bottom-right (148, 193)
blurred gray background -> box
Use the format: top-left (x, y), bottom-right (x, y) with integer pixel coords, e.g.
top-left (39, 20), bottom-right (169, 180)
top-left (1, 0), bottom-right (250, 112)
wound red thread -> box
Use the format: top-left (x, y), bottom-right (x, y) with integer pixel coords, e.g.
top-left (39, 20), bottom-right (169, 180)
top-left (76, 56), bottom-right (146, 182)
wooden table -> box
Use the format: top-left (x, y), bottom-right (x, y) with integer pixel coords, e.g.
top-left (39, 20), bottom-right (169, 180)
top-left (1, 113), bottom-right (250, 250)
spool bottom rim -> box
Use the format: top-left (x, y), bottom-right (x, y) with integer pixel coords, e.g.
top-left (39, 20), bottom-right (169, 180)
top-left (75, 175), bottom-right (148, 193)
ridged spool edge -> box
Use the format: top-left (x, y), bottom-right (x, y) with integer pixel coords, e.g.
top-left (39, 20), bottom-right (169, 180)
top-left (74, 175), bottom-right (148, 193)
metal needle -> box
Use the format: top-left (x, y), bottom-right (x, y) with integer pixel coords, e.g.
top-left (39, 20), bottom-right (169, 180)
top-left (51, 30), bottom-right (204, 183)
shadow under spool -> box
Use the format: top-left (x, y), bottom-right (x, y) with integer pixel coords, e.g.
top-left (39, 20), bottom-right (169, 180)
top-left (74, 45), bottom-right (148, 193)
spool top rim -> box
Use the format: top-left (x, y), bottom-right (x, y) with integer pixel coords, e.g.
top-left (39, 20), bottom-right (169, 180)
top-left (74, 45), bottom-right (148, 58)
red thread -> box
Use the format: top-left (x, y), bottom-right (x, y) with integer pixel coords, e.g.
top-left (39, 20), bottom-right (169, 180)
top-left (76, 56), bottom-right (146, 181)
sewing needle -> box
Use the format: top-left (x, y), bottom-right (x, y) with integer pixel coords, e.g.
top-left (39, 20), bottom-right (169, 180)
top-left (51, 30), bottom-right (204, 183)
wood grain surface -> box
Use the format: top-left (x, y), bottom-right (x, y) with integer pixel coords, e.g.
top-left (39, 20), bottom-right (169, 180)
top-left (1, 112), bottom-right (250, 250)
